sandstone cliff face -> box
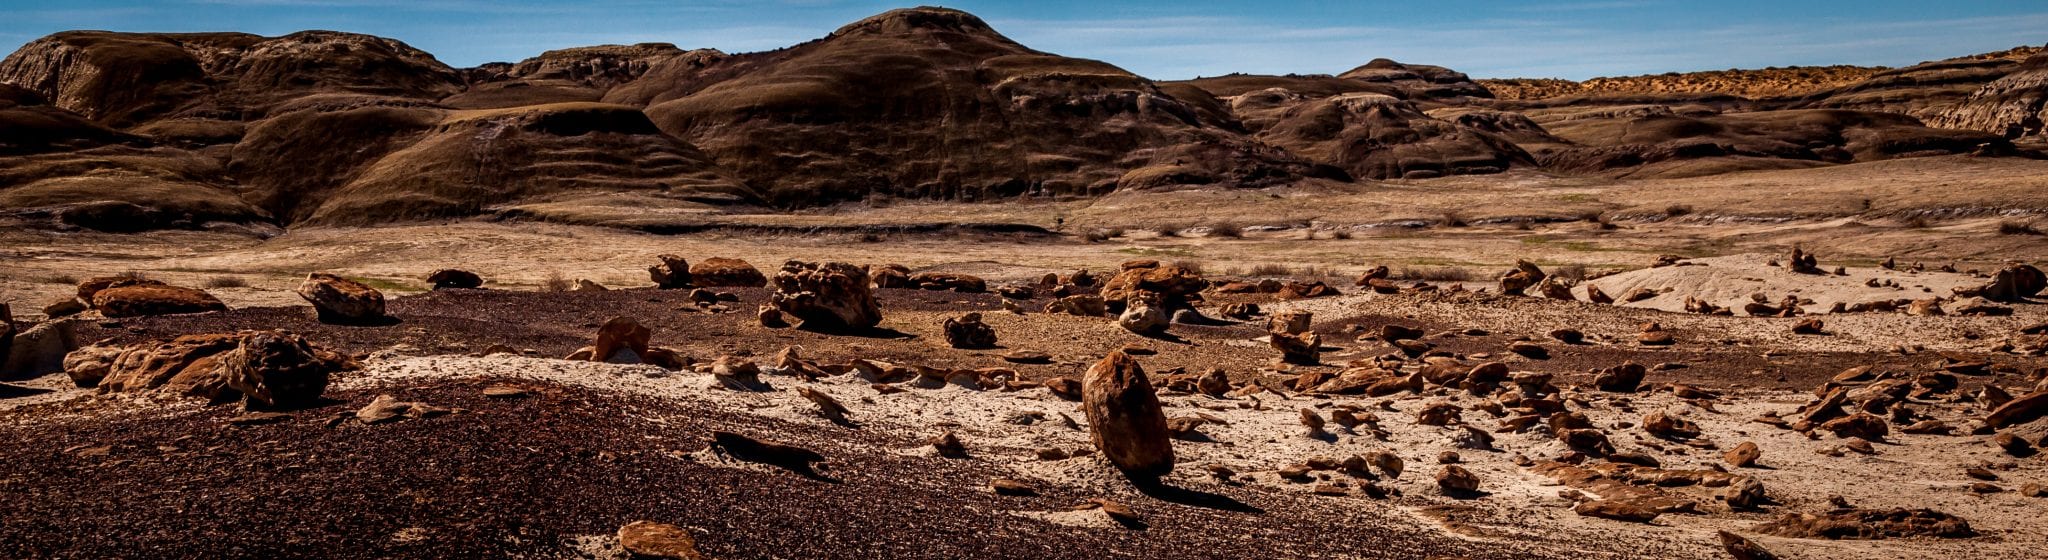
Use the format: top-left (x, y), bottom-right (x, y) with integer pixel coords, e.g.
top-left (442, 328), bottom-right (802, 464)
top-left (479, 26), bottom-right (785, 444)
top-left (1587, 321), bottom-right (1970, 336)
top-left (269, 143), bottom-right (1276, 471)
top-left (1930, 53), bottom-right (2048, 138)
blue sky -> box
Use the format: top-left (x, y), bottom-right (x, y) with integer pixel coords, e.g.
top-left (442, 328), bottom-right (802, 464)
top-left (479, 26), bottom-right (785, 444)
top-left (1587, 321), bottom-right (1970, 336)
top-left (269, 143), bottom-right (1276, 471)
top-left (1, 1), bottom-right (2043, 80)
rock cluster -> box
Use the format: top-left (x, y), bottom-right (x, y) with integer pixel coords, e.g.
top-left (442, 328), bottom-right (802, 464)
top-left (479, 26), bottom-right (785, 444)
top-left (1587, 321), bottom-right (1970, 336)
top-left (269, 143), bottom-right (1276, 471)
top-left (770, 261), bottom-right (883, 331)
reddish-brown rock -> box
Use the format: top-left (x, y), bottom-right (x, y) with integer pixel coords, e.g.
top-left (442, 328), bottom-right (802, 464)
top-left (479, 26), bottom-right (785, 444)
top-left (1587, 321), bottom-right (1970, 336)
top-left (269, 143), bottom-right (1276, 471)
top-left (296, 272), bottom-right (386, 324)
top-left (690, 257), bottom-right (768, 287)
top-left (770, 260), bottom-right (882, 330)
top-left (1082, 351), bottom-right (1173, 477)
top-left (90, 282), bottom-right (226, 318)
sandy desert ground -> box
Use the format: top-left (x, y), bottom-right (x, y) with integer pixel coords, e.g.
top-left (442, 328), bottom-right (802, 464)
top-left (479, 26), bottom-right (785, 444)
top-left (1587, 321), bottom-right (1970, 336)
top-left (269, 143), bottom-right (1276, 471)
top-left (4, 158), bottom-right (2047, 559)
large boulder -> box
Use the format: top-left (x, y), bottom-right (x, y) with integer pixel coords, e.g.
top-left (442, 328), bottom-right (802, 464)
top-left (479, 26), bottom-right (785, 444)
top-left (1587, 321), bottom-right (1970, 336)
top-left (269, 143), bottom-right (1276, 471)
top-left (563, 316), bottom-right (685, 369)
top-left (689, 257), bottom-right (768, 288)
top-left (942, 313), bottom-right (997, 349)
top-left (90, 281), bottom-right (226, 318)
top-left (1100, 260), bottom-right (1207, 309)
top-left (426, 269), bottom-right (483, 290)
top-left (1972, 264), bottom-right (2045, 302)
top-left (770, 261), bottom-right (883, 331)
top-left (908, 272), bottom-right (987, 293)
top-left (296, 273), bottom-right (387, 324)
top-left (1082, 351), bottom-right (1174, 478)
top-left (3, 317), bottom-right (81, 379)
top-left (649, 254), bottom-right (692, 288)
top-left (87, 331), bottom-right (351, 408)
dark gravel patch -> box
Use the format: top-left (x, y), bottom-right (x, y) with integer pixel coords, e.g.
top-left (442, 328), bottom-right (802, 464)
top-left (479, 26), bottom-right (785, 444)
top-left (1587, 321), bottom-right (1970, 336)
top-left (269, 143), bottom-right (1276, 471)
top-left (0, 377), bottom-right (1623, 559)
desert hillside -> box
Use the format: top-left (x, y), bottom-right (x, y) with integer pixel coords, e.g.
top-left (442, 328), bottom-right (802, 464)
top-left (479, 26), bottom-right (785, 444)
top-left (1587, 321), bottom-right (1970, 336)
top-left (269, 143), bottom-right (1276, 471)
top-left (0, 7), bottom-right (2042, 234)
top-left (3, 8), bottom-right (2048, 559)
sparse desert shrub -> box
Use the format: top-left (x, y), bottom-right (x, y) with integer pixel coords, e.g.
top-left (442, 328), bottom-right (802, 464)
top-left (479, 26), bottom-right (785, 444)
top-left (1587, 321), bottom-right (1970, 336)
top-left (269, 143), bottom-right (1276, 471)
top-left (1901, 215), bottom-right (1931, 229)
top-left (1664, 204), bottom-right (1693, 218)
top-left (1998, 220), bottom-right (2042, 236)
top-left (1396, 266), bottom-right (1475, 282)
top-left (863, 192), bottom-right (895, 208)
top-left (38, 273), bottom-right (79, 284)
top-left (1170, 260), bottom-right (1205, 275)
top-left (1329, 230), bottom-right (1353, 240)
top-left (541, 271), bottom-right (572, 292)
top-left (1551, 264), bottom-right (1587, 283)
top-left (1082, 228), bottom-right (1122, 243)
top-left (204, 276), bottom-right (248, 288)
top-left (858, 232), bottom-right (883, 243)
top-left (1247, 263), bottom-right (1294, 276)
top-left (1440, 211), bottom-right (1468, 228)
top-left (115, 270), bottom-right (147, 281)
top-left (1153, 223), bottom-right (1185, 237)
top-left (1207, 222), bottom-right (1243, 238)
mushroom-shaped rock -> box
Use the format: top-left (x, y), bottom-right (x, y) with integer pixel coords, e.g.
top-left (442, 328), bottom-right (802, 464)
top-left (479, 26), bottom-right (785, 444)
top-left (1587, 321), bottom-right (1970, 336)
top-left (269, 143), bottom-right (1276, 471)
top-left (1083, 351), bottom-right (1174, 478)
top-left (770, 261), bottom-right (882, 331)
top-left (296, 273), bottom-right (387, 324)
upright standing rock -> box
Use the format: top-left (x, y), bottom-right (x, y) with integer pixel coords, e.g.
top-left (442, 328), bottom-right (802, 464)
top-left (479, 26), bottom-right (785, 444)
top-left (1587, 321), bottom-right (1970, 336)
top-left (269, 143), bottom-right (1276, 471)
top-left (1083, 351), bottom-right (1174, 478)
top-left (296, 273), bottom-right (386, 324)
top-left (771, 260), bottom-right (883, 330)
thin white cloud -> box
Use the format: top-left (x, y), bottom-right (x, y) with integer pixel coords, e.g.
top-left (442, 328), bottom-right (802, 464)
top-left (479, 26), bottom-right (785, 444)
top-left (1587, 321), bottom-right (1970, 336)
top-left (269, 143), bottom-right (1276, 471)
top-left (988, 11), bottom-right (2048, 80)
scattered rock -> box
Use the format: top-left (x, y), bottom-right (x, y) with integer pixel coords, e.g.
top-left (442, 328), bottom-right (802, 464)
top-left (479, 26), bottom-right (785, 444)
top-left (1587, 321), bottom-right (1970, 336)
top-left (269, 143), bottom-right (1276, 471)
top-left (1753, 508), bottom-right (1974, 540)
top-left (617, 521), bottom-right (706, 560)
top-left (942, 313), bottom-right (998, 349)
top-left (1717, 531), bottom-right (1781, 560)
top-left (1726, 441), bottom-right (1763, 468)
top-left (90, 281), bottom-right (227, 318)
top-left (648, 254), bottom-right (692, 288)
top-left (1436, 465), bottom-right (1480, 493)
top-left (1593, 362), bottom-right (1646, 392)
top-left (1574, 500), bottom-right (1658, 523)
top-left (356, 394), bottom-right (450, 424)
top-left (990, 478), bottom-right (1036, 496)
top-left (296, 273), bottom-right (388, 324)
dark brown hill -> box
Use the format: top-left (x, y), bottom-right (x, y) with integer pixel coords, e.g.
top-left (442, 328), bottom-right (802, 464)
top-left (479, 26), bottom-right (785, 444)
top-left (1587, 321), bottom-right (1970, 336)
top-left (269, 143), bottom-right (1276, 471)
top-left (0, 30), bottom-right (461, 126)
top-left (622, 7), bottom-right (1328, 206)
top-left (1539, 109), bottom-right (2006, 178)
top-left (1248, 93), bottom-right (1533, 180)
